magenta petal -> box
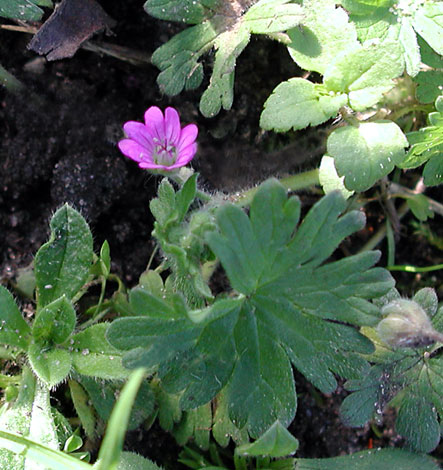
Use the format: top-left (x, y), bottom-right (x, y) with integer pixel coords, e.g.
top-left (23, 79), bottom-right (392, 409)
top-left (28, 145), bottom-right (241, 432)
top-left (144, 106), bottom-right (165, 142)
top-left (177, 124), bottom-right (198, 151)
top-left (118, 139), bottom-right (153, 163)
top-left (164, 107), bottom-right (181, 144)
top-left (123, 122), bottom-right (154, 151)
top-left (139, 161), bottom-right (170, 170)
top-left (176, 143), bottom-right (197, 165)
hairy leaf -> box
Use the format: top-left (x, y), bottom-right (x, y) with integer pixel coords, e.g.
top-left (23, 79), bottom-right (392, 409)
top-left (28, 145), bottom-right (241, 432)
top-left (0, 286), bottom-right (31, 350)
top-left (150, 177), bottom-right (214, 306)
top-left (108, 179), bottom-right (394, 437)
top-left (69, 324), bottom-right (128, 380)
top-left (341, 288), bottom-right (443, 452)
top-left (32, 295), bottom-right (76, 345)
top-left (28, 343), bottom-right (72, 387)
top-left (35, 204), bottom-right (93, 308)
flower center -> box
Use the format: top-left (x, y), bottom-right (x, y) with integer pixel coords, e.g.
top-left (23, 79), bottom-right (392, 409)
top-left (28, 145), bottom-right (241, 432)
top-left (152, 138), bottom-right (177, 166)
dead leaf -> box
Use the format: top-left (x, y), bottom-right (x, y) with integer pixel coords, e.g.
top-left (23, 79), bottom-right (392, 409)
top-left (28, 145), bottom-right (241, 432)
top-left (28, 0), bottom-right (116, 61)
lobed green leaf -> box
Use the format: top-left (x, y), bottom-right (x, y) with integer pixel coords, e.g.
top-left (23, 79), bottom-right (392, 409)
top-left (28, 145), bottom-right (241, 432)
top-left (414, 71), bottom-right (443, 104)
top-left (327, 121), bottom-right (408, 191)
top-left (108, 179), bottom-right (394, 437)
top-left (323, 40), bottom-right (404, 111)
top-left (287, 0), bottom-right (358, 75)
top-left (260, 78), bottom-right (347, 132)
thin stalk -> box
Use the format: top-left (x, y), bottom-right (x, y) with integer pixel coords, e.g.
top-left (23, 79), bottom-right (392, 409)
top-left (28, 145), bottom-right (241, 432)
top-left (386, 263), bottom-right (443, 273)
top-left (358, 201), bottom-right (410, 252)
top-left (233, 169), bottom-right (320, 207)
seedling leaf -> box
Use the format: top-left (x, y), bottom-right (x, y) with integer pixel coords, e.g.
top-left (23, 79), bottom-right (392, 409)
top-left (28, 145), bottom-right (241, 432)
top-left (28, 344), bottom-right (72, 387)
top-left (32, 295), bottom-right (76, 345)
top-left (70, 324), bottom-right (128, 380)
top-left (236, 421), bottom-right (299, 457)
top-left (0, 286), bottom-right (31, 350)
top-left (35, 204), bottom-right (93, 308)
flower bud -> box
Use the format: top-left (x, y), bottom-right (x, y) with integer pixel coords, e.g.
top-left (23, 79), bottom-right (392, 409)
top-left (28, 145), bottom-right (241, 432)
top-left (377, 299), bottom-right (443, 349)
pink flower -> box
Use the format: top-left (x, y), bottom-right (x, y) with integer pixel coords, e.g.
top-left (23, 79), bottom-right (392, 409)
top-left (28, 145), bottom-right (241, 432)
top-left (118, 106), bottom-right (198, 170)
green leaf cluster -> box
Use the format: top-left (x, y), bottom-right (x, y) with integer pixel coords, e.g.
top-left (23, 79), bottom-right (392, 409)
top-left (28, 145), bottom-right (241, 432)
top-left (341, 0), bottom-right (443, 77)
top-left (400, 95), bottom-right (443, 186)
top-left (150, 175), bottom-right (215, 307)
top-left (0, 367), bottom-right (59, 470)
top-left (107, 179), bottom-right (394, 438)
top-left (0, 204), bottom-right (133, 458)
top-left (261, 0), bottom-right (420, 132)
top-left (144, 0), bottom-right (303, 117)
top-left (0, 369), bottom-right (162, 470)
top-left (340, 287), bottom-right (443, 452)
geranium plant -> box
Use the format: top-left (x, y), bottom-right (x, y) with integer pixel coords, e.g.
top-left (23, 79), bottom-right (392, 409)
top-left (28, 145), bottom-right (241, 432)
top-left (0, 0), bottom-right (442, 468)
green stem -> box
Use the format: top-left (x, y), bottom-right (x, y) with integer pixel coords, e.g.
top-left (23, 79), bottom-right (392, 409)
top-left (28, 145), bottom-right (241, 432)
top-left (78, 307), bottom-right (111, 331)
top-left (387, 263), bottom-right (443, 273)
top-left (233, 169), bottom-right (320, 207)
top-left (196, 189), bottom-right (212, 203)
top-left (0, 373), bottom-right (21, 388)
top-left (339, 107), bottom-right (360, 127)
top-left (358, 201), bottom-right (410, 252)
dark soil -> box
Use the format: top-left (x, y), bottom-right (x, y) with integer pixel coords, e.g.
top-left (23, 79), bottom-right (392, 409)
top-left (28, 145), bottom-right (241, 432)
top-left (1, 1), bottom-right (442, 468)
